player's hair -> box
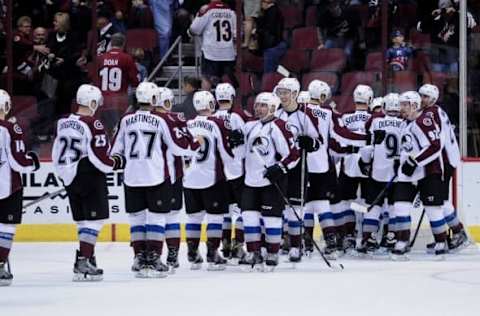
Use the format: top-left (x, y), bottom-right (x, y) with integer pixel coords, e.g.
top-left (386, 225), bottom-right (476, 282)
top-left (54, 12), bottom-right (70, 32)
top-left (184, 76), bottom-right (202, 90)
top-left (16, 16), bottom-right (32, 28)
top-left (111, 33), bottom-right (126, 49)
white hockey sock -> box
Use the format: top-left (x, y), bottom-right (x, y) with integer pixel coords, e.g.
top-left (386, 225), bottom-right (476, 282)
top-left (363, 205), bottom-right (381, 234)
top-left (165, 210), bottom-right (181, 240)
top-left (243, 211), bottom-right (261, 243)
top-left (206, 214), bottom-right (224, 239)
top-left (186, 211), bottom-right (205, 239)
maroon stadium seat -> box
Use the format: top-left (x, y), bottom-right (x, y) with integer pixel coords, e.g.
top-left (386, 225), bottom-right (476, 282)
top-left (260, 73), bottom-right (285, 91)
top-left (242, 50), bottom-right (264, 73)
top-left (310, 48), bottom-right (347, 72)
top-left (365, 52), bottom-right (384, 72)
top-left (279, 49), bottom-right (309, 74)
top-left (410, 30), bottom-right (431, 49)
top-left (301, 72), bottom-right (338, 94)
top-left (411, 50), bottom-right (432, 74)
top-left (332, 95), bottom-right (354, 113)
top-left (280, 5), bottom-right (303, 29)
top-left (305, 5), bottom-right (317, 27)
top-left (126, 28), bottom-right (157, 51)
top-left (392, 71), bottom-right (417, 92)
top-left (292, 27), bottom-right (320, 50)
top-left (11, 96), bottom-right (36, 116)
top-left (239, 72), bottom-right (259, 97)
top-left (340, 71), bottom-right (377, 96)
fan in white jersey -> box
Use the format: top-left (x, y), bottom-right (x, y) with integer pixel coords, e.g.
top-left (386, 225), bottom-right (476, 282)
top-left (240, 92), bottom-right (300, 270)
top-left (0, 90), bottom-right (39, 286)
top-left (111, 82), bottom-right (197, 277)
top-left (357, 93), bottom-right (406, 254)
top-left (183, 90), bottom-right (237, 270)
top-left (52, 84), bottom-right (125, 281)
top-left (213, 82), bottom-right (248, 262)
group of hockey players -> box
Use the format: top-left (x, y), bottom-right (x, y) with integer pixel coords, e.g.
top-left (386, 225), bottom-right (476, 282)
top-left (0, 74), bottom-right (471, 285)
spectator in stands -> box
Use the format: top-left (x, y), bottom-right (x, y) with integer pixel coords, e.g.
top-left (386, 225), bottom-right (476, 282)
top-left (128, 0), bottom-right (154, 29)
top-left (189, 0), bottom-right (238, 90)
top-left (316, 0), bottom-right (365, 67)
top-left (0, 20), bottom-right (5, 73)
top-left (111, 8), bottom-right (127, 34)
top-left (172, 76), bottom-right (202, 120)
top-left (243, 0), bottom-right (261, 48)
top-left (46, 12), bottom-right (86, 118)
top-left (172, 0), bottom-right (209, 42)
top-left (96, 10), bottom-right (117, 55)
top-left (386, 29), bottom-right (413, 72)
top-left (149, 0), bottom-right (177, 59)
top-left (131, 48), bottom-right (148, 82)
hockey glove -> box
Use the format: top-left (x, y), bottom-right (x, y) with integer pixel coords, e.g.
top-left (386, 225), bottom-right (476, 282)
top-left (228, 129), bottom-right (244, 148)
top-left (373, 130), bottom-right (386, 145)
top-left (26, 151), bottom-right (40, 171)
top-left (264, 163), bottom-right (287, 183)
top-left (345, 145), bottom-right (360, 154)
top-left (111, 154), bottom-right (126, 171)
top-left (358, 159), bottom-right (371, 176)
top-left (297, 135), bottom-right (320, 153)
top-left (401, 156), bottom-right (417, 177)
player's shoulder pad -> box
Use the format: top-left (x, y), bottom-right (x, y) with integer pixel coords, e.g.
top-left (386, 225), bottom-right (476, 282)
top-left (207, 116), bottom-right (231, 131)
top-left (0, 119), bottom-right (22, 135)
top-left (231, 107), bottom-right (252, 121)
top-left (80, 116), bottom-right (105, 132)
top-left (199, 1), bottom-right (230, 16)
top-left (416, 110), bottom-right (435, 128)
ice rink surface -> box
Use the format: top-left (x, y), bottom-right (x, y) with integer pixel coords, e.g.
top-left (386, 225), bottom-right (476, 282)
top-left (2, 242), bottom-right (480, 316)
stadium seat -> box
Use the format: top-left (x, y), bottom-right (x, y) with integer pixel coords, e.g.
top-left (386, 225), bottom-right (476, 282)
top-left (292, 27), bottom-right (320, 50)
top-left (410, 30), bottom-right (431, 49)
top-left (395, 4), bottom-right (418, 30)
top-left (340, 71), bottom-right (377, 96)
top-left (411, 50), bottom-right (432, 74)
top-left (242, 50), bottom-right (264, 73)
top-left (301, 72), bottom-right (338, 94)
top-left (332, 95), bottom-right (354, 113)
top-left (260, 72), bottom-right (285, 91)
top-left (365, 52), bottom-right (384, 72)
top-left (305, 5), bottom-right (317, 27)
top-left (392, 71), bottom-right (417, 92)
top-left (126, 28), bottom-right (157, 51)
top-left (310, 48), bottom-right (347, 73)
top-left (280, 5), bottom-right (303, 29)
top-left (239, 72), bottom-right (260, 97)
top-left (279, 49), bottom-right (309, 74)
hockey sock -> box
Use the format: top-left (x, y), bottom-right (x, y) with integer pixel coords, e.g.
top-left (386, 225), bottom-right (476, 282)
top-left (286, 205), bottom-right (303, 248)
top-left (443, 201), bottom-right (462, 233)
top-left (222, 215), bottom-right (232, 241)
top-left (78, 220), bottom-right (104, 258)
top-left (362, 205), bottom-right (381, 236)
top-left (146, 211), bottom-right (166, 254)
top-left (386, 204), bottom-right (397, 235)
top-left (264, 216), bottom-right (282, 254)
top-left (186, 212), bottom-right (204, 251)
top-left (331, 201), bottom-right (347, 236)
top-left (206, 214), bottom-right (223, 251)
top-left (0, 224), bottom-right (16, 262)
top-left (393, 202), bottom-right (411, 241)
top-left (129, 210), bottom-right (147, 254)
top-left (234, 216), bottom-right (245, 243)
top-left (342, 205), bottom-right (356, 235)
top-left (425, 206), bottom-right (448, 242)
top-left (259, 216), bottom-right (267, 248)
top-left (165, 210), bottom-right (181, 250)
top-left (243, 211), bottom-right (262, 252)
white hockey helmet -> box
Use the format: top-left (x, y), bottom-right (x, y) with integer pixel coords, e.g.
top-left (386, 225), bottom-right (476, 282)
top-left (215, 82), bottom-right (236, 103)
top-left (399, 91), bottom-right (422, 111)
top-left (308, 80), bottom-right (331, 102)
top-left (275, 77), bottom-right (301, 100)
top-left (418, 83), bottom-right (439, 106)
top-left (136, 81), bottom-right (158, 105)
top-left (156, 87), bottom-right (175, 110)
top-left (353, 84), bottom-right (374, 105)
top-left (255, 92), bottom-right (281, 114)
top-left (370, 97), bottom-right (383, 111)
top-left (193, 90), bottom-right (216, 112)
top-left (0, 89), bottom-right (12, 114)
top-left (76, 84), bottom-right (103, 113)
top-left (383, 93), bottom-right (400, 113)
top-left (297, 91), bottom-right (310, 104)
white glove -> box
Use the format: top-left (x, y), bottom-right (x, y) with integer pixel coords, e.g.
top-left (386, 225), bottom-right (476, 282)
top-left (368, 0), bottom-right (379, 7)
top-left (467, 12), bottom-right (477, 29)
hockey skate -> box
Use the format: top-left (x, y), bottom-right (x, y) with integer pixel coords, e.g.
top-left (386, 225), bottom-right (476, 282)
top-left (357, 233), bottom-right (378, 257)
top-left (390, 241), bottom-right (409, 261)
top-left (146, 251), bottom-right (168, 278)
top-left (207, 251), bottom-right (227, 271)
top-left (132, 251), bottom-right (150, 278)
top-left (433, 242), bottom-right (448, 259)
top-left (281, 233), bottom-right (290, 255)
top-left (303, 237), bottom-right (314, 257)
top-left (0, 260), bottom-right (13, 286)
top-left (448, 230), bottom-right (470, 253)
top-left (229, 240), bottom-right (246, 265)
top-left (166, 247), bottom-right (180, 273)
top-left (221, 238), bottom-right (232, 259)
top-left (187, 241), bottom-right (203, 270)
top-left (265, 253), bottom-right (279, 272)
top-left (342, 234), bottom-right (357, 256)
top-left (239, 251), bottom-right (264, 272)
top-left (379, 232), bottom-right (396, 254)
top-left (324, 234), bottom-right (338, 260)
top-left (73, 250), bottom-right (103, 282)
top-left (288, 247), bottom-right (302, 264)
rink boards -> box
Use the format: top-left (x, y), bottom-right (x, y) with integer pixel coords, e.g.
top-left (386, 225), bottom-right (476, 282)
top-left (14, 161), bottom-right (480, 242)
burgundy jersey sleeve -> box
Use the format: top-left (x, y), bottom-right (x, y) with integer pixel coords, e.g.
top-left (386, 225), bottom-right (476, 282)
top-left (208, 117), bottom-right (234, 158)
top-left (273, 119), bottom-right (300, 169)
top-left (3, 121), bottom-right (35, 172)
top-left (413, 110), bottom-right (442, 167)
top-left (82, 117), bottom-right (115, 172)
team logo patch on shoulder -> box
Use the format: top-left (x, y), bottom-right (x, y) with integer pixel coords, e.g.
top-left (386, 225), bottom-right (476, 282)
top-left (224, 120), bottom-right (232, 130)
top-left (14, 35), bottom-right (20, 42)
top-left (286, 122), bottom-right (299, 135)
top-left (13, 124), bottom-right (23, 134)
top-left (422, 118), bottom-right (432, 127)
top-left (94, 120), bottom-right (104, 130)
top-left (177, 112), bottom-right (186, 122)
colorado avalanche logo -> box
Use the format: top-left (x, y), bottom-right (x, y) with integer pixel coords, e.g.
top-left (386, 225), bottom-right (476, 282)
top-left (401, 134), bottom-right (413, 152)
top-left (251, 136), bottom-right (270, 156)
top-left (94, 120), bottom-right (104, 130)
top-left (285, 122), bottom-right (299, 136)
top-left (13, 124), bottom-right (23, 134)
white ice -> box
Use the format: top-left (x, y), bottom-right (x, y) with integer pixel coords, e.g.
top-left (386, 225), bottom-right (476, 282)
top-left (2, 242), bottom-right (480, 316)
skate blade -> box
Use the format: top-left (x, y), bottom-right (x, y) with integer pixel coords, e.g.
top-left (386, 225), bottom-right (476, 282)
top-left (0, 279), bottom-right (12, 286)
top-left (264, 265), bottom-right (276, 272)
top-left (390, 254), bottom-right (410, 261)
top-left (227, 258), bottom-right (240, 266)
top-left (207, 263), bottom-right (226, 271)
top-left (448, 241), bottom-right (472, 254)
top-left (73, 273), bottom-right (103, 282)
top-left (147, 269), bottom-right (168, 278)
top-left (324, 252), bottom-right (338, 260)
top-left (190, 263), bottom-right (202, 270)
top-left (304, 251), bottom-right (314, 258)
top-left (135, 269), bottom-right (151, 278)
top-left (433, 254), bottom-right (446, 261)
top-left (167, 266), bottom-right (178, 274)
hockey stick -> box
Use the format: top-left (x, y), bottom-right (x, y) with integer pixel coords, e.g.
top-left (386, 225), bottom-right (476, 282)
top-left (409, 208), bottom-right (425, 248)
top-left (252, 148), bottom-right (344, 270)
top-left (350, 174), bottom-right (397, 213)
top-left (22, 188), bottom-right (66, 209)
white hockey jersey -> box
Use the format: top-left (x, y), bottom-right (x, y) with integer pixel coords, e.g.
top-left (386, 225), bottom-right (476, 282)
top-left (397, 120), bottom-right (426, 182)
top-left (184, 115), bottom-right (236, 189)
top-left (111, 110), bottom-right (195, 187)
top-left (366, 113), bottom-right (406, 182)
top-left (0, 120), bottom-right (36, 199)
top-left (189, 2), bottom-right (236, 61)
top-left (243, 118), bottom-right (300, 187)
top-left (437, 106), bottom-right (460, 168)
top-left (52, 114), bottom-right (115, 186)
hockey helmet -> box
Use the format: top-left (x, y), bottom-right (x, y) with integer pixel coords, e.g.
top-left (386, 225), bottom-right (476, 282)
top-left (0, 89), bottom-right (12, 114)
top-left (76, 84), bottom-right (103, 113)
top-left (308, 80), bottom-right (331, 102)
top-left (156, 87), bottom-right (175, 111)
top-left (418, 84), bottom-right (439, 106)
top-left (215, 83), bottom-right (236, 103)
top-left (353, 84), bottom-right (374, 105)
top-left (383, 93), bottom-right (401, 114)
top-left (136, 82), bottom-right (158, 105)
top-left (193, 90), bottom-right (216, 112)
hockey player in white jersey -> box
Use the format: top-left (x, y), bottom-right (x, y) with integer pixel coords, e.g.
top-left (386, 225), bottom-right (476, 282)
top-left (0, 90), bottom-right (40, 286)
top-left (52, 84), bottom-right (125, 281)
top-left (357, 93), bottom-right (406, 254)
top-left (240, 92), bottom-right (300, 269)
top-left (111, 82), bottom-right (197, 277)
top-left (213, 83), bottom-right (249, 262)
top-left (184, 90), bottom-right (237, 270)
